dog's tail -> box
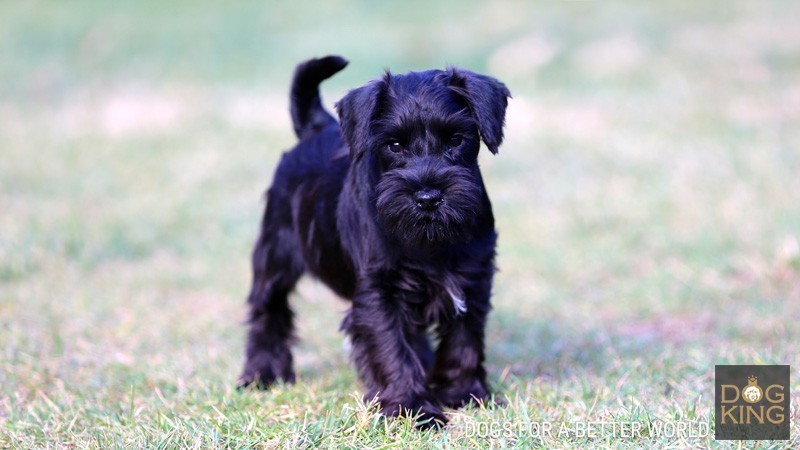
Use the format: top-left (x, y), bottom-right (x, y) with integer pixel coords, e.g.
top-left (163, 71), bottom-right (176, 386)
top-left (290, 55), bottom-right (349, 140)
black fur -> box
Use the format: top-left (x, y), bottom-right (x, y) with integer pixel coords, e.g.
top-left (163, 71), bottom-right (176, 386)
top-left (239, 55), bottom-right (510, 428)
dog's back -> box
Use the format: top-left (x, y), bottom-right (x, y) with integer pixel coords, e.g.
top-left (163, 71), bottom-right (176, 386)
top-left (265, 57), bottom-right (357, 300)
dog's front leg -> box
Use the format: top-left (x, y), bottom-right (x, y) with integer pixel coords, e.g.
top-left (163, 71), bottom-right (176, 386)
top-left (346, 286), bottom-right (447, 427)
top-left (428, 290), bottom-right (491, 408)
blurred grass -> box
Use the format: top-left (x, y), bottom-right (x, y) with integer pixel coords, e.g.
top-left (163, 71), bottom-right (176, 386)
top-left (2, 0), bottom-right (800, 448)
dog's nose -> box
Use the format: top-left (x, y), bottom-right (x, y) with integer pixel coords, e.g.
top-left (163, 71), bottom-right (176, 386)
top-left (413, 188), bottom-right (444, 211)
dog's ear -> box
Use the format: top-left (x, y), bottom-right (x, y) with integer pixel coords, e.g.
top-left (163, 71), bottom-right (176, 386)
top-left (335, 79), bottom-right (386, 159)
top-left (446, 69), bottom-right (511, 154)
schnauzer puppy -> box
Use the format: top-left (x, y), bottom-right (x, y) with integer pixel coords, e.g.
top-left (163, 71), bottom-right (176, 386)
top-left (239, 55), bottom-right (510, 427)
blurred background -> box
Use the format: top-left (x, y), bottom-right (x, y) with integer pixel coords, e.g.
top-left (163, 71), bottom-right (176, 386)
top-left (1, 0), bottom-right (798, 446)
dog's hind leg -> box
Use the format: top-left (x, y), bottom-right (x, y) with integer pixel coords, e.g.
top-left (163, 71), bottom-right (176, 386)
top-left (239, 191), bottom-right (304, 389)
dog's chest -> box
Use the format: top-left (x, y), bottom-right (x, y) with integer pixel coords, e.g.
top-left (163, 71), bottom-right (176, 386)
top-left (398, 265), bottom-right (468, 322)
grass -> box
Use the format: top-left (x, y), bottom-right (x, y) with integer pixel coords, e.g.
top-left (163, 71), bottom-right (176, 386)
top-left (1, 0), bottom-right (799, 448)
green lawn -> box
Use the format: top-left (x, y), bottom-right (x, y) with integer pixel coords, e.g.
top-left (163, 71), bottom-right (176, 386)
top-left (1, 0), bottom-right (799, 448)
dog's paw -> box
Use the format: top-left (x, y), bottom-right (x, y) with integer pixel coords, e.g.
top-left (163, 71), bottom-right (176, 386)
top-left (236, 373), bottom-right (273, 391)
top-left (379, 396), bottom-right (448, 429)
top-left (413, 402), bottom-right (448, 430)
top-left (432, 377), bottom-right (489, 409)
top-left (238, 350), bottom-right (296, 391)
top-left (237, 364), bottom-right (295, 391)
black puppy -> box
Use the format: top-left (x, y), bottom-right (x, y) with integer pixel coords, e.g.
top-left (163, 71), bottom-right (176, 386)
top-left (240, 55), bottom-right (510, 427)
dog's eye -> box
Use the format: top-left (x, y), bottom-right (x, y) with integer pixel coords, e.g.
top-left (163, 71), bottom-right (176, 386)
top-left (387, 140), bottom-right (404, 153)
top-left (447, 135), bottom-right (463, 148)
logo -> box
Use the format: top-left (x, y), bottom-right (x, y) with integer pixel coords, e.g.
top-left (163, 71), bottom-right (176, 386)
top-left (742, 376), bottom-right (763, 403)
top-left (715, 365), bottom-right (790, 440)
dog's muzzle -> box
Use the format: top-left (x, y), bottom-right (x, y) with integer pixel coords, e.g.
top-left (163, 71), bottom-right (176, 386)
top-left (375, 160), bottom-right (482, 247)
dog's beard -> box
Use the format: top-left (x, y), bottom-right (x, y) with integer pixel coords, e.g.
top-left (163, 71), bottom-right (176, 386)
top-left (375, 165), bottom-right (483, 248)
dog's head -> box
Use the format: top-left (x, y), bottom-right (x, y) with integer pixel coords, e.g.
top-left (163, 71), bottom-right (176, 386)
top-left (336, 68), bottom-right (510, 248)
